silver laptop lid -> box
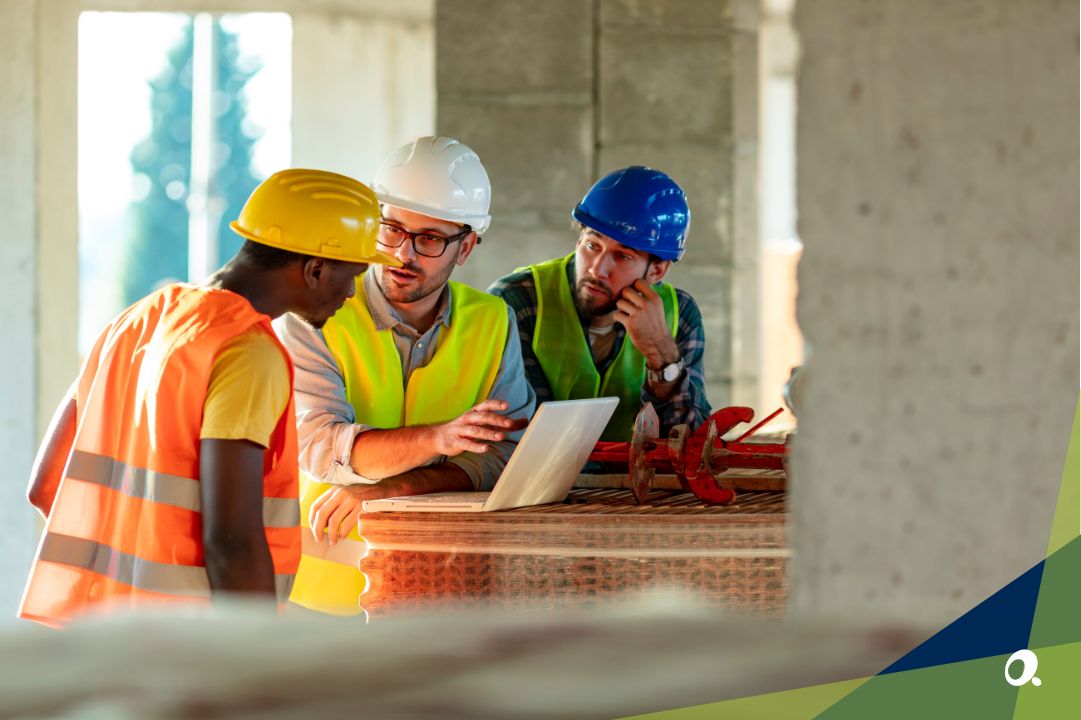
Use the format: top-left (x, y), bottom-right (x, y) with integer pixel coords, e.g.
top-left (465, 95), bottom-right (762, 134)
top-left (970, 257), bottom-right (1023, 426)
top-left (483, 397), bottom-right (619, 511)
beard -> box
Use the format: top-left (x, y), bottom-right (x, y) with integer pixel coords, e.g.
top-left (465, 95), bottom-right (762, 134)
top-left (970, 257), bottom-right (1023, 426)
top-left (574, 278), bottom-right (618, 318)
top-left (375, 250), bottom-right (459, 305)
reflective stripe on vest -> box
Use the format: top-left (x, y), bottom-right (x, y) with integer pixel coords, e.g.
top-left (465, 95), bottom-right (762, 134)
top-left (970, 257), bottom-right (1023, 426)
top-left (288, 277), bottom-right (508, 615)
top-left (66, 450), bottom-right (300, 528)
top-left (528, 253), bottom-right (678, 441)
top-left (19, 285), bottom-right (301, 627)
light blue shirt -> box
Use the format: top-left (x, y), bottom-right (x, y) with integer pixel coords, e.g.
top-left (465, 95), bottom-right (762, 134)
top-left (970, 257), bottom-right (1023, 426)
top-left (274, 271), bottom-right (535, 490)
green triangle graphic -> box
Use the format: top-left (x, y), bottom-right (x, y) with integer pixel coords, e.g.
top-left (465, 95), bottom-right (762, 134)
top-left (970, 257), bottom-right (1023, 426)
top-left (1027, 396), bottom-right (1080, 648)
top-left (618, 677), bottom-right (869, 719)
top-left (1013, 641), bottom-right (1081, 718)
top-left (1044, 398), bottom-right (1080, 558)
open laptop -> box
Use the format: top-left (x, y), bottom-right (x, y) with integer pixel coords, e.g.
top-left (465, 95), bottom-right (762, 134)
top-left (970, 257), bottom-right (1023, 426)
top-left (361, 397), bottom-right (619, 513)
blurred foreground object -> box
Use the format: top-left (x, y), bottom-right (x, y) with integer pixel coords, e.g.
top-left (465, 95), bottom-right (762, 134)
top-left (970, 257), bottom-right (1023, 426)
top-left (0, 594), bottom-right (925, 719)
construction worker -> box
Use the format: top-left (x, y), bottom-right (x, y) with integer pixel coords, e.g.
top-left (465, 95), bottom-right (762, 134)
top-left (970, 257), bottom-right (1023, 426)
top-left (490, 166), bottom-right (711, 442)
top-left (20, 169), bottom-right (396, 627)
top-left (277, 137), bottom-right (535, 615)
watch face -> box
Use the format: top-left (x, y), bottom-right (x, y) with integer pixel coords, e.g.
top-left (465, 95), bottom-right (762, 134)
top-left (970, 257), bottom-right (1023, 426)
top-left (662, 362), bottom-right (681, 382)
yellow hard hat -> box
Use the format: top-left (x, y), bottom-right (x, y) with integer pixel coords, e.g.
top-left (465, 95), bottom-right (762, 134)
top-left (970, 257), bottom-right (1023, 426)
top-left (230, 169), bottom-right (401, 266)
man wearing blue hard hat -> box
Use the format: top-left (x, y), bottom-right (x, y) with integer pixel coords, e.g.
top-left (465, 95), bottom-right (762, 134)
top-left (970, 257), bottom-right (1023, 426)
top-left (490, 166), bottom-right (711, 441)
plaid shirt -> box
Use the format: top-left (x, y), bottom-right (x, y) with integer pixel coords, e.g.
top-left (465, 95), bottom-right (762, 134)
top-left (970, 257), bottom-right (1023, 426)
top-left (488, 257), bottom-right (711, 434)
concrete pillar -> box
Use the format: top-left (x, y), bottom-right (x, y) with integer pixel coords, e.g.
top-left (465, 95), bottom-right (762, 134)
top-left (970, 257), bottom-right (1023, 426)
top-left (436, 0), bottom-right (595, 292)
top-left (791, 0), bottom-right (1079, 625)
top-left (37, 0), bottom-right (79, 437)
top-left (598, 0), bottom-right (739, 405)
top-left (0, 0), bottom-right (41, 619)
top-left (292, 3), bottom-right (434, 183)
top-left (437, 0), bottom-right (746, 406)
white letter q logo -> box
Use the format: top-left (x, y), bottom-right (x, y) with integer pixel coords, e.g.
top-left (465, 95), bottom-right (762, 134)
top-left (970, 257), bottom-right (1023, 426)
top-left (1004, 649), bottom-right (1041, 687)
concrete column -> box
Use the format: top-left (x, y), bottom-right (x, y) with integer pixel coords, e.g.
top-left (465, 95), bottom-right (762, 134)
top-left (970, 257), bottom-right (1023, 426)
top-left (438, 0), bottom-right (745, 406)
top-left (292, 4), bottom-right (435, 183)
top-left (792, 0), bottom-right (1079, 625)
top-left (436, 0), bottom-right (595, 292)
top-left (37, 0), bottom-right (79, 436)
top-left (598, 0), bottom-right (739, 406)
top-left (0, 0), bottom-right (41, 619)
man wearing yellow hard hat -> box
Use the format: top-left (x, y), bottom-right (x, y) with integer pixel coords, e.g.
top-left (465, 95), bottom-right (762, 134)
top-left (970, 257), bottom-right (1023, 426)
top-left (20, 170), bottom-right (392, 626)
top-left (276, 137), bottom-right (536, 615)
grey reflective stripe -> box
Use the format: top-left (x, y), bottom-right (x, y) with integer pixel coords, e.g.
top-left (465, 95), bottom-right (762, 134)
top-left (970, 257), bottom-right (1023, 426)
top-left (67, 450), bottom-right (201, 512)
top-left (276, 573), bottom-right (296, 602)
top-left (67, 450), bottom-right (299, 529)
top-left (39, 533), bottom-right (211, 598)
top-left (263, 497), bottom-right (300, 528)
top-left (41, 532), bottom-right (298, 602)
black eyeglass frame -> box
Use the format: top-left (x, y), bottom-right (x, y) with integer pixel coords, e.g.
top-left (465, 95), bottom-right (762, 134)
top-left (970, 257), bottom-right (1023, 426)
top-left (376, 221), bottom-right (476, 258)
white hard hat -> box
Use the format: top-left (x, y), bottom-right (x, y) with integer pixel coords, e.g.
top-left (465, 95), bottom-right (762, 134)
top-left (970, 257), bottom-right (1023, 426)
top-left (373, 136), bottom-right (492, 234)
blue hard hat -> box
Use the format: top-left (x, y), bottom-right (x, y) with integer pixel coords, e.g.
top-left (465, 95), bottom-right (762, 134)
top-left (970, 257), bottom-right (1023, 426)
top-left (572, 166), bottom-right (690, 262)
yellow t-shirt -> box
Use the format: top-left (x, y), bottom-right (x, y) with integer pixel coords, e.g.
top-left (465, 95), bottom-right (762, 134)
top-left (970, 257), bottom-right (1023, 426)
top-left (200, 328), bottom-right (291, 448)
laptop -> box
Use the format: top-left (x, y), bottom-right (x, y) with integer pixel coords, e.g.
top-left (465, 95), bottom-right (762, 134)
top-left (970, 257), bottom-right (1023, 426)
top-left (361, 397), bottom-right (619, 513)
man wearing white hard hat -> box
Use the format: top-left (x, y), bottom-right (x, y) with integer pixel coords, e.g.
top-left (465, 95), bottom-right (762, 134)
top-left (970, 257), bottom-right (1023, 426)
top-left (276, 137), bottom-right (535, 615)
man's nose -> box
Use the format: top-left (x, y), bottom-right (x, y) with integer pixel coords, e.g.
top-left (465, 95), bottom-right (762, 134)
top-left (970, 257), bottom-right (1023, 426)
top-left (588, 254), bottom-right (612, 280)
top-left (394, 236), bottom-right (417, 263)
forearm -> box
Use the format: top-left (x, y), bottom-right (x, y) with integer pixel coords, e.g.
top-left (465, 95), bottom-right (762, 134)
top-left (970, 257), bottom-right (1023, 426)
top-left (348, 425), bottom-right (441, 479)
top-left (448, 438), bottom-right (517, 491)
top-left (644, 371), bottom-right (712, 433)
top-left (27, 390), bottom-right (77, 519)
top-left (376, 462), bottom-right (473, 496)
top-left (203, 530), bottom-right (276, 597)
top-left (199, 438), bottom-right (276, 598)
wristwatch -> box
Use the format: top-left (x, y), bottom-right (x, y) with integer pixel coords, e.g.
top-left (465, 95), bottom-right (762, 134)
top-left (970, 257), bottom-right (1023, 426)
top-left (646, 357), bottom-right (684, 384)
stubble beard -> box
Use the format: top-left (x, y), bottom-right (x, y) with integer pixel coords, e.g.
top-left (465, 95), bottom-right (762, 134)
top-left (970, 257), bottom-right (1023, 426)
top-left (574, 279), bottom-right (618, 318)
top-left (376, 252), bottom-right (458, 305)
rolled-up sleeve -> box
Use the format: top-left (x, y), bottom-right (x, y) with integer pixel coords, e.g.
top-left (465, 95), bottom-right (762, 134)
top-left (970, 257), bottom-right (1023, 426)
top-left (273, 313), bottom-right (378, 485)
top-left (447, 306), bottom-right (537, 490)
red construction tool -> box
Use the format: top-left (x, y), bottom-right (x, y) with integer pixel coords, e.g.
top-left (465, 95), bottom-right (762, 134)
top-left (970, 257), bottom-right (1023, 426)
top-left (588, 404), bottom-right (789, 505)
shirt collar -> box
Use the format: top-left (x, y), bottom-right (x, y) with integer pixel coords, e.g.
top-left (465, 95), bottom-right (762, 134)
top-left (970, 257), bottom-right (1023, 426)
top-left (363, 269), bottom-right (454, 333)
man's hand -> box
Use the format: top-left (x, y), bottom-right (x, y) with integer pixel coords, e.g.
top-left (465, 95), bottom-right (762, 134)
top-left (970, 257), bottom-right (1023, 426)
top-left (309, 482), bottom-right (402, 545)
top-left (309, 464), bottom-right (476, 545)
top-left (428, 399), bottom-right (528, 457)
top-left (350, 402), bottom-right (529, 479)
top-left (614, 279), bottom-right (679, 368)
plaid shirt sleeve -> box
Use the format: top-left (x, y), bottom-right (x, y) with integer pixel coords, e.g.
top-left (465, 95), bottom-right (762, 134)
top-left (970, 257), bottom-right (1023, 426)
top-left (487, 270), bottom-right (555, 405)
top-left (642, 288), bottom-right (712, 433)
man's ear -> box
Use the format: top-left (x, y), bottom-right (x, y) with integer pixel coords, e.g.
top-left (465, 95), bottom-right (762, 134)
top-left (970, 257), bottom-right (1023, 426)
top-left (646, 259), bottom-right (671, 284)
top-left (302, 257), bottom-right (326, 289)
top-left (455, 232), bottom-right (478, 267)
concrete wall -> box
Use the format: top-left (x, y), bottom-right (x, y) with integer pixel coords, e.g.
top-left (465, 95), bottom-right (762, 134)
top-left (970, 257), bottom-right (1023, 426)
top-left (0, 0), bottom-right (42, 620)
top-left (437, 0), bottom-right (752, 407)
top-left (792, 0), bottom-right (1079, 625)
top-left (292, 4), bottom-right (434, 183)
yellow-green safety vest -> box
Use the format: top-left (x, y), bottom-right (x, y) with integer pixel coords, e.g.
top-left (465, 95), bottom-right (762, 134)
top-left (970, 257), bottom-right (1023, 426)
top-left (288, 276), bottom-right (508, 615)
top-left (527, 253), bottom-right (678, 442)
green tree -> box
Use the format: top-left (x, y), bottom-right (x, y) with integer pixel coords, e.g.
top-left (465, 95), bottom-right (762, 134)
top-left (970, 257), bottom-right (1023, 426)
top-left (124, 17), bottom-right (262, 304)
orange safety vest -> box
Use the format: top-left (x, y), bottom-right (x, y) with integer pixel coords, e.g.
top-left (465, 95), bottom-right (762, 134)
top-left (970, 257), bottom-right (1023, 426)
top-left (19, 284), bottom-right (301, 628)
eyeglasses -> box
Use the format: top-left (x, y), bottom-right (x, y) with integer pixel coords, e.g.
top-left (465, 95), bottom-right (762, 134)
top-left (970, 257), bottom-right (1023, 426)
top-left (377, 221), bottom-right (472, 258)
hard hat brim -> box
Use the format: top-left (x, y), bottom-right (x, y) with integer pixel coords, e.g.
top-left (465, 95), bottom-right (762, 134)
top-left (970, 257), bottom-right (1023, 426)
top-left (230, 222), bottom-right (403, 267)
top-left (571, 205), bottom-right (684, 262)
top-left (376, 193), bottom-right (491, 235)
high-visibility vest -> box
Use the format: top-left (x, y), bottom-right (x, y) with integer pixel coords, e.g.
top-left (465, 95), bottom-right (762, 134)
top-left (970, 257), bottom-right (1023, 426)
top-left (526, 253), bottom-right (678, 441)
top-left (289, 278), bottom-right (508, 615)
top-left (19, 285), bottom-right (301, 628)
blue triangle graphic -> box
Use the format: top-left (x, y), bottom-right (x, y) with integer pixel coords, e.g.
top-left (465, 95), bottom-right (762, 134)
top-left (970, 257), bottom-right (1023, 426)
top-left (881, 558), bottom-right (1045, 674)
